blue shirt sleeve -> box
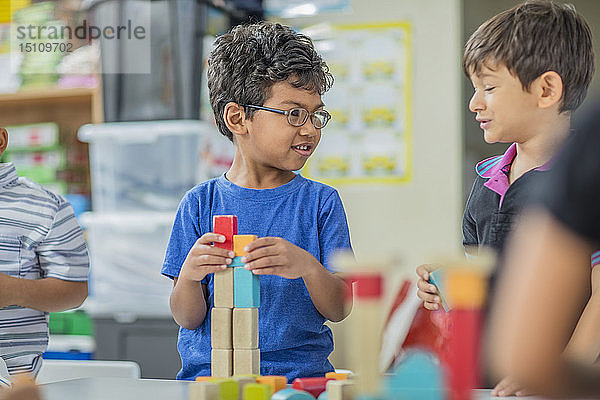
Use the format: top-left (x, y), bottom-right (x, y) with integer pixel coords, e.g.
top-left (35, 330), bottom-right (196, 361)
top-left (318, 190), bottom-right (352, 272)
top-left (162, 191), bottom-right (202, 280)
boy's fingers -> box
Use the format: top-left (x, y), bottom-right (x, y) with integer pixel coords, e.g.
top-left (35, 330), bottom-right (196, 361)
top-left (492, 377), bottom-right (517, 397)
top-left (206, 265), bottom-right (228, 274)
top-left (198, 233), bottom-right (226, 245)
top-left (242, 246), bottom-right (276, 263)
top-left (416, 265), bottom-right (429, 280)
top-left (196, 255), bottom-right (232, 266)
top-left (245, 256), bottom-right (285, 270)
top-left (416, 279), bottom-right (438, 294)
top-left (244, 237), bottom-right (278, 252)
top-left (250, 266), bottom-right (280, 276)
top-left (417, 290), bottom-right (440, 304)
top-left (423, 302), bottom-right (439, 311)
top-left (192, 244), bottom-right (234, 259)
top-left (515, 388), bottom-right (533, 396)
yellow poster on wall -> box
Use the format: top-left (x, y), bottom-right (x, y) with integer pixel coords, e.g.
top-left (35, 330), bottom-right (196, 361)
top-left (303, 22), bottom-right (412, 185)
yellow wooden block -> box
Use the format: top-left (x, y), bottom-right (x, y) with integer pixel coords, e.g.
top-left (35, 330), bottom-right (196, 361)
top-left (233, 235), bottom-right (257, 257)
top-left (325, 372), bottom-right (349, 380)
top-left (243, 383), bottom-right (272, 400)
top-left (233, 308), bottom-right (259, 350)
top-left (256, 375), bottom-right (287, 394)
top-left (211, 308), bottom-right (233, 349)
top-left (214, 268), bottom-right (234, 308)
top-left (233, 349), bottom-right (260, 376)
top-left (212, 349), bottom-right (233, 377)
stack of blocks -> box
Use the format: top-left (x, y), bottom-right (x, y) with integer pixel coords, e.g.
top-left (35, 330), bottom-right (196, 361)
top-left (212, 215), bottom-right (261, 377)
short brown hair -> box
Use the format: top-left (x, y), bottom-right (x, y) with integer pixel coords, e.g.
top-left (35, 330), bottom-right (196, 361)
top-left (207, 22), bottom-right (333, 142)
top-left (463, 0), bottom-right (594, 112)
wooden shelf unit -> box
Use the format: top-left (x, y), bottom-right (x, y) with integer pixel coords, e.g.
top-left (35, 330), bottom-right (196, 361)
top-left (0, 86), bottom-right (103, 195)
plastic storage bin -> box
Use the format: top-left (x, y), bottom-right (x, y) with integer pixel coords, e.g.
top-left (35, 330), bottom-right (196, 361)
top-left (78, 120), bottom-right (211, 212)
top-left (80, 212), bottom-right (175, 318)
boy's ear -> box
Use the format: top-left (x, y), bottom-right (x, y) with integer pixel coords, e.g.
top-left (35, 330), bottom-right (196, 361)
top-left (0, 128), bottom-right (7, 155)
top-left (536, 71), bottom-right (564, 110)
top-left (223, 102), bottom-right (249, 137)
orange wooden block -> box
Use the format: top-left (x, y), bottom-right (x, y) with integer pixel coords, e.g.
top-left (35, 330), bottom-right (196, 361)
top-left (446, 271), bottom-right (487, 308)
top-left (325, 372), bottom-right (349, 380)
top-left (233, 235), bottom-right (257, 257)
top-left (256, 375), bottom-right (287, 394)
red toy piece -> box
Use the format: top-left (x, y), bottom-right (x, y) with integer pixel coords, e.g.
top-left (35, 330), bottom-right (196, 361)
top-left (213, 215), bottom-right (238, 251)
top-left (291, 377), bottom-right (333, 398)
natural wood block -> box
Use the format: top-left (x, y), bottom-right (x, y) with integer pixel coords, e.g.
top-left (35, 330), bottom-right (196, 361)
top-left (214, 268), bottom-right (234, 308)
top-left (211, 308), bottom-right (233, 349)
top-left (326, 380), bottom-right (354, 400)
top-left (211, 349), bottom-right (233, 377)
top-left (233, 308), bottom-right (259, 349)
top-left (233, 235), bottom-right (257, 257)
top-left (189, 381), bottom-right (219, 400)
top-left (233, 349), bottom-right (260, 375)
top-left (232, 376), bottom-right (256, 400)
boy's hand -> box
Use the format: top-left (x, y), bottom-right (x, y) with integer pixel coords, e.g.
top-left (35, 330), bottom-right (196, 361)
top-left (242, 237), bottom-right (316, 279)
top-left (416, 264), bottom-right (441, 310)
top-left (179, 233), bottom-right (234, 282)
top-left (491, 376), bottom-right (533, 397)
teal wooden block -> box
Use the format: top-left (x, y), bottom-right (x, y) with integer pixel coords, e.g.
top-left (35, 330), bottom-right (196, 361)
top-left (428, 270), bottom-right (451, 312)
top-left (230, 256), bottom-right (244, 267)
top-left (234, 267), bottom-right (260, 308)
top-left (271, 388), bottom-right (315, 400)
top-left (385, 350), bottom-right (445, 400)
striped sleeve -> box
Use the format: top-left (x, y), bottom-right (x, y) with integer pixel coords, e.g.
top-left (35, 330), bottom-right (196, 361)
top-left (592, 250), bottom-right (600, 268)
top-left (36, 199), bottom-right (89, 281)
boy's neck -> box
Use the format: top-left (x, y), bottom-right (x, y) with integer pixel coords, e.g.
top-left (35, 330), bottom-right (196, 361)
top-left (225, 159), bottom-right (296, 189)
top-left (509, 112), bottom-right (571, 184)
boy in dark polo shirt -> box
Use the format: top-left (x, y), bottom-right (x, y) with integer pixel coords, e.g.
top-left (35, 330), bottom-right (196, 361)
top-left (416, 1), bottom-right (596, 396)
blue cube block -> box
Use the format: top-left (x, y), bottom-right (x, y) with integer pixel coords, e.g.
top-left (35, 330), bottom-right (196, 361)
top-left (229, 256), bottom-right (244, 267)
top-left (234, 267), bottom-right (260, 308)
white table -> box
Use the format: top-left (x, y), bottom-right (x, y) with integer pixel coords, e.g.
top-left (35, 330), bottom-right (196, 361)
top-left (41, 377), bottom-right (547, 400)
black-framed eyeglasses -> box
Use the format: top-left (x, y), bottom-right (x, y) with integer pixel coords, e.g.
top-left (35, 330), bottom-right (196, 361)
top-left (242, 104), bottom-right (331, 129)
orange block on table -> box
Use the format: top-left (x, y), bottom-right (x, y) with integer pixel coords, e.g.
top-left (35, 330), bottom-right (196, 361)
top-left (256, 375), bottom-right (287, 394)
top-left (233, 235), bottom-right (257, 257)
top-left (325, 372), bottom-right (349, 380)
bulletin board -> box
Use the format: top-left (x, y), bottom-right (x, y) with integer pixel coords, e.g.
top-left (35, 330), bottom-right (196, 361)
top-left (303, 22), bottom-right (412, 185)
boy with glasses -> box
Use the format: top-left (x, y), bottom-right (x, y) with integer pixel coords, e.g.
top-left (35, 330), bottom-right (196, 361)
top-left (161, 21), bottom-right (352, 381)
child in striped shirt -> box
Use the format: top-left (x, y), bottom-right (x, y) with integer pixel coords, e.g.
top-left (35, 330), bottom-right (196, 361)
top-left (0, 127), bottom-right (89, 377)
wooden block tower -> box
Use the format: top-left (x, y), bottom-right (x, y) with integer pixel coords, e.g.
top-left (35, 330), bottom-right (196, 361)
top-left (211, 215), bottom-right (260, 377)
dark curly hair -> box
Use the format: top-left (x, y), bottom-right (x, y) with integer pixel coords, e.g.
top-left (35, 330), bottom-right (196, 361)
top-left (463, 0), bottom-right (594, 113)
top-left (207, 22), bottom-right (334, 142)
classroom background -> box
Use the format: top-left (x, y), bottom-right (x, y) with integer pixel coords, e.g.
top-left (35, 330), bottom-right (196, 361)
top-left (0, 0), bottom-right (598, 384)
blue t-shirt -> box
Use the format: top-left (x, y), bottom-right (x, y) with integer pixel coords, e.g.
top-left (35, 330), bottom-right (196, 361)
top-left (161, 173), bottom-right (352, 381)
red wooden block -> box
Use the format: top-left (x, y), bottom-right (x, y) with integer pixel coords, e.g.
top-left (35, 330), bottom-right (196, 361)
top-left (344, 273), bottom-right (383, 300)
top-left (213, 215), bottom-right (238, 251)
top-left (291, 377), bottom-right (333, 398)
top-left (443, 308), bottom-right (482, 400)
